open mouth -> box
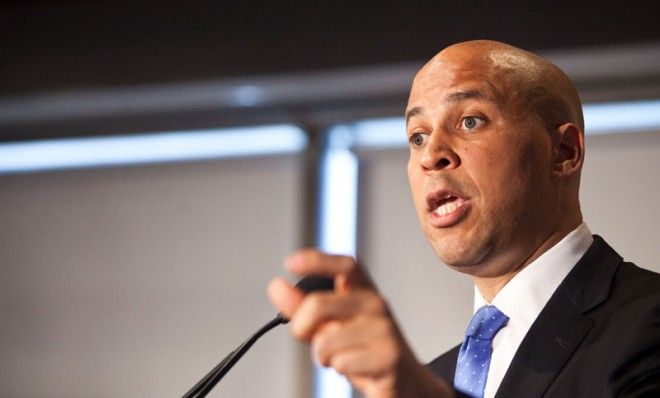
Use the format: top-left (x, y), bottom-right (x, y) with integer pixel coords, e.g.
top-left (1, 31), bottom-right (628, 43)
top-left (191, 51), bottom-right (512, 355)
top-left (432, 194), bottom-right (468, 215)
top-left (426, 190), bottom-right (470, 227)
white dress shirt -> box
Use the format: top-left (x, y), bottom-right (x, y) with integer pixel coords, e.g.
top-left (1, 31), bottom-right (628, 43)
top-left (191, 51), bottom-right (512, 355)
top-left (473, 223), bottom-right (594, 398)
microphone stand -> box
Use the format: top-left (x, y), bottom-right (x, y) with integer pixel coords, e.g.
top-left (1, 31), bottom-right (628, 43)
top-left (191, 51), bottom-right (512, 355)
top-left (182, 314), bottom-right (288, 398)
top-left (182, 276), bottom-right (333, 398)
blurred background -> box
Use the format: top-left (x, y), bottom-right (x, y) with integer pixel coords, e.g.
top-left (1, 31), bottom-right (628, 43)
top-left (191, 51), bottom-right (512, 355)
top-left (1, 1), bottom-right (659, 397)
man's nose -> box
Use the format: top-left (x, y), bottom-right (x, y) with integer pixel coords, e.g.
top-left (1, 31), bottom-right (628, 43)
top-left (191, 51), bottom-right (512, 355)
top-left (419, 133), bottom-right (460, 171)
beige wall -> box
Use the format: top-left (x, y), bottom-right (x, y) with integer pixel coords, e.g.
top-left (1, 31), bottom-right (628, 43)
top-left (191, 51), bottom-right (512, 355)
top-left (581, 130), bottom-right (660, 269)
top-left (0, 156), bottom-right (305, 397)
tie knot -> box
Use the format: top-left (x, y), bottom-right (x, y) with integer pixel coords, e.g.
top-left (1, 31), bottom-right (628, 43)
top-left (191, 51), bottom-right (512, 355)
top-left (465, 305), bottom-right (509, 340)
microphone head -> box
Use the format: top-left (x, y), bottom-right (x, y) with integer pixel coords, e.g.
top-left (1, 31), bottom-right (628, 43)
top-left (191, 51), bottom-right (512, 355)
top-left (275, 276), bottom-right (335, 324)
top-left (294, 276), bottom-right (334, 294)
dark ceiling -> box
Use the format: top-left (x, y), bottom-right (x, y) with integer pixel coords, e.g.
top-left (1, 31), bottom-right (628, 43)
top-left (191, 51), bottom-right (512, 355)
top-left (3, 0), bottom-right (660, 96)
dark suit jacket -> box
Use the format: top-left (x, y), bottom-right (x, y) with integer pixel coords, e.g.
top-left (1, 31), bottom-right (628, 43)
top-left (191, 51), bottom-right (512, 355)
top-left (428, 236), bottom-right (660, 397)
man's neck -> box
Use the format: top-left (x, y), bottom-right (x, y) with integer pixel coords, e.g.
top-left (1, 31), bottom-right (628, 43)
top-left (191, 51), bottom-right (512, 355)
top-left (473, 223), bottom-right (582, 302)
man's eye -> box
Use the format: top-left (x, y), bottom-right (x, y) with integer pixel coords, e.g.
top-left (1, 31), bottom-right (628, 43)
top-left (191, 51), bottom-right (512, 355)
top-left (462, 116), bottom-right (483, 130)
top-left (409, 133), bottom-right (426, 147)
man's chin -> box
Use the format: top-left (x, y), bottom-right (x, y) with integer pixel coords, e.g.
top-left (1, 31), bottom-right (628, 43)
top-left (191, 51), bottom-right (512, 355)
top-left (433, 242), bottom-right (490, 272)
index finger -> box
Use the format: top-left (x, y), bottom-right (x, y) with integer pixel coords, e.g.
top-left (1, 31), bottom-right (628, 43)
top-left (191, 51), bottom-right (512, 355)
top-left (286, 249), bottom-right (374, 292)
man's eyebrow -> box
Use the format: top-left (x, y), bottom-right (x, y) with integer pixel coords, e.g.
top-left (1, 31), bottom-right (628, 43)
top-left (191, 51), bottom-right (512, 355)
top-left (406, 90), bottom-right (499, 124)
top-left (405, 106), bottom-right (423, 124)
top-left (446, 90), bottom-right (495, 102)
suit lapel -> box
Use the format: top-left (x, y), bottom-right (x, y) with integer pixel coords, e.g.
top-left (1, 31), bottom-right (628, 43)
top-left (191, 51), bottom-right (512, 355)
top-left (494, 291), bottom-right (593, 397)
top-left (495, 236), bottom-right (622, 397)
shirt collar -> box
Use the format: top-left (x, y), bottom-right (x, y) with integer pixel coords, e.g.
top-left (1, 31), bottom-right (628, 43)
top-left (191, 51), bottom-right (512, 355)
top-left (473, 223), bottom-right (594, 329)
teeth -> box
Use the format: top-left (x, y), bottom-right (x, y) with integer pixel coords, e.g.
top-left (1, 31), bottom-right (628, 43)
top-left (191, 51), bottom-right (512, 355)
top-left (434, 197), bottom-right (465, 216)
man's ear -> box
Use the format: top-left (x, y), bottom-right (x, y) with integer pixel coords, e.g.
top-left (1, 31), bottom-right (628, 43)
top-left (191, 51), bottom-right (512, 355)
top-left (553, 123), bottom-right (584, 178)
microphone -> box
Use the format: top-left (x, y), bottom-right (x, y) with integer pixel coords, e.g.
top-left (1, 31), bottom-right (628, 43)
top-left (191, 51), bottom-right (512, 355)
top-left (182, 276), bottom-right (334, 398)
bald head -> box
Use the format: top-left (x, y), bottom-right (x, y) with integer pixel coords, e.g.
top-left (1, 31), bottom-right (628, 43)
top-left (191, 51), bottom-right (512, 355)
top-left (416, 40), bottom-right (584, 132)
top-left (406, 40), bottom-right (586, 281)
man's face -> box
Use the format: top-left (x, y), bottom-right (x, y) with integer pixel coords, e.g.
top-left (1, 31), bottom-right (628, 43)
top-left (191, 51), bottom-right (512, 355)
top-left (406, 51), bottom-right (559, 278)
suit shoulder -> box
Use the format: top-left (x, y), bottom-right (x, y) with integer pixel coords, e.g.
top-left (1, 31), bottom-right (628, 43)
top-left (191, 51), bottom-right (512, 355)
top-left (617, 261), bottom-right (660, 283)
top-left (612, 261), bottom-right (660, 304)
top-left (602, 262), bottom-right (660, 395)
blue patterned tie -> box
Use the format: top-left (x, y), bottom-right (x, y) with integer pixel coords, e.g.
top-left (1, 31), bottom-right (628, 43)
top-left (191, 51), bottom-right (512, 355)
top-left (454, 305), bottom-right (509, 398)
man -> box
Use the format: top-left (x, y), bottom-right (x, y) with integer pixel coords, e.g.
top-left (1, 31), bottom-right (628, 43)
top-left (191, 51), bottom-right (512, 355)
top-left (268, 40), bottom-right (660, 397)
